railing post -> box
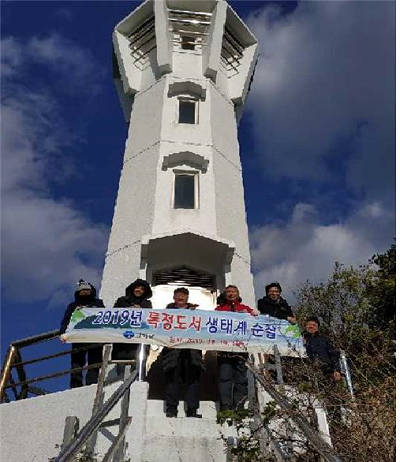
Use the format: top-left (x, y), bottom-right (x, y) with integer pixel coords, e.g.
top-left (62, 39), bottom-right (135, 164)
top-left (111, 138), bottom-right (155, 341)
top-left (86, 344), bottom-right (112, 455)
top-left (225, 436), bottom-right (236, 462)
top-left (0, 345), bottom-right (17, 402)
top-left (53, 369), bottom-right (138, 462)
top-left (14, 349), bottom-right (28, 400)
top-left (137, 344), bottom-right (147, 381)
top-left (246, 360), bottom-right (344, 462)
top-left (113, 364), bottom-right (133, 462)
top-left (339, 351), bottom-right (354, 397)
top-left (273, 345), bottom-right (284, 385)
top-left (62, 416), bottom-right (80, 450)
top-left (1, 329), bottom-right (60, 402)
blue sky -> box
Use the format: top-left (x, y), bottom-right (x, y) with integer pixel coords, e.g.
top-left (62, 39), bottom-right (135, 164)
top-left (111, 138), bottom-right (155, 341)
top-left (1, 1), bottom-right (395, 392)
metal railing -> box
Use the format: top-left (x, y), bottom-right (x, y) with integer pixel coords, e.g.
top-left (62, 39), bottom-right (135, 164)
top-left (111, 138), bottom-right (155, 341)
top-left (54, 356), bottom-right (138, 462)
top-left (1, 333), bottom-right (141, 461)
top-left (0, 330), bottom-right (102, 402)
top-left (2, 329), bottom-right (349, 461)
top-left (246, 358), bottom-right (344, 462)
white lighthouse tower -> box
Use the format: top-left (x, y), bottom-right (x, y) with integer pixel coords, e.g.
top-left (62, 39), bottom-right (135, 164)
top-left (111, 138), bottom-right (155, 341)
top-left (101, 0), bottom-right (259, 309)
top-left (0, 5), bottom-right (336, 461)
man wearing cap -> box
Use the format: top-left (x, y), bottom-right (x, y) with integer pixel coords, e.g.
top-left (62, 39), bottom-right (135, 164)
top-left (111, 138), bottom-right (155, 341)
top-left (161, 287), bottom-right (203, 418)
top-left (60, 280), bottom-right (105, 388)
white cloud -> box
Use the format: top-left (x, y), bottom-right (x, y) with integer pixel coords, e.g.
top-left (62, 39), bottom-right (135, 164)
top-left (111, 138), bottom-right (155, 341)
top-left (2, 191), bottom-right (107, 304)
top-left (54, 8), bottom-right (73, 21)
top-left (1, 36), bottom-right (108, 305)
top-left (1, 37), bottom-right (23, 77)
top-left (250, 202), bottom-right (394, 303)
top-left (291, 203), bottom-right (317, 224)
top-left (1, 35), bottom-right (104, 96)
top-left (245, 2), bottom-right (394, 302)
top-left (246, 1), bottom-right (395, 201)
top-left (28, 34), bottom-right (103, 94)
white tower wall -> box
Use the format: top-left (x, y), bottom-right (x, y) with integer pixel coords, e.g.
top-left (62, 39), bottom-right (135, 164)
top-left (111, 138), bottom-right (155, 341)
top-left (101, 0), bottom-right (258, 308)
top-left (0, 4), bottom-right (266, 462)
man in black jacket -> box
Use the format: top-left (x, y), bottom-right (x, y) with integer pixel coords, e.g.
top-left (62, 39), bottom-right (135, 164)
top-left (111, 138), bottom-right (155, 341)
top-left (303, 317), bottom-right (343, 424)
top-left (112, 279), bottom-right (153, 362)
top-left (257, 282), bottom-right (296, 323)
top-left (303, 317), bottom-right (341, 382)
top-left (161, 287), bottom-right (203, 418)
top-left (60, 280), bottom-right (104, 388)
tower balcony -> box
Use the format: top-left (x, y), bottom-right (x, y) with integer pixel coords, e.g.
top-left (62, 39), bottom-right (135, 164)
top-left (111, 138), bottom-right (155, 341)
top-left (113, 0), bottom-right (258, 122)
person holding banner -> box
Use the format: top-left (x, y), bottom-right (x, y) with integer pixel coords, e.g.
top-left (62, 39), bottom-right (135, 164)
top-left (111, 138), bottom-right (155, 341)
top-left (257, 282), bottom-right (296, 324)
top-left (112, 279), bottom-right (153, 364)
top-left (162, 287), bottom-right (203, 418)
top-left (215, 285), bottom-right (259, 411)
top-left (60, 280), bottom-right (105, 388)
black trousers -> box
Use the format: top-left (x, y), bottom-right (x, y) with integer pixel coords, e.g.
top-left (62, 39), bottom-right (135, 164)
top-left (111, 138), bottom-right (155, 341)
top-left (321, 377), bottom-right (343, 425)
top-left (218, 354), bottom-right (248, 411)
top-left (165, 351), bottom-right (201, 413)
top-left (112, 343), bottom-right (138, 361)
top-left (70, 343), bottom-right (103, 388)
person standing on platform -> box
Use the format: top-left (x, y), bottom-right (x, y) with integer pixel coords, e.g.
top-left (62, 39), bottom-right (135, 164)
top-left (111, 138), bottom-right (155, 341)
top-left (60, 280), bottom-right (104, 388)
top-left (215, 285), bottom-right (259, 411)
top-left (303, 316), bottom-right (343, 423)
top-left (162, 287), bottom-right (203, 418)
top-left (112, 279), bottom-right (153, 364)
top-left (257, 282), bottom-right (296, 324)
top-left (303, 317), bottom-right (341, 383)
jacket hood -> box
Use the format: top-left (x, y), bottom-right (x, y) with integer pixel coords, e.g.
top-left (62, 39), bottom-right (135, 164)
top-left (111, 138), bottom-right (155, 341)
top-left (74, 283), bottom-right (96, 302)
top-left (125, 279), bottom-right (152, 300)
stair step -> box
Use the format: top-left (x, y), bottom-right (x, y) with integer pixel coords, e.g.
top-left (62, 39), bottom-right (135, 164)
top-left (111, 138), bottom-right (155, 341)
top-left (141, 435), bottom-right (226, 462)
top-left (146, 399), bottom-right (218, 419)
top-left (145, 415), bottom-right (222, 437)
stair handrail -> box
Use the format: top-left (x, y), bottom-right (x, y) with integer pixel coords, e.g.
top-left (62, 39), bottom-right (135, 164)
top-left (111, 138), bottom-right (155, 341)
top-left (0, 330), bottom-right (59, 401)
top-left (53, 368), bottom-right (138, 462)
top-left (246, 359), bottom-right (344, 462)
top-left (0, 330), bottom-right (102, 402)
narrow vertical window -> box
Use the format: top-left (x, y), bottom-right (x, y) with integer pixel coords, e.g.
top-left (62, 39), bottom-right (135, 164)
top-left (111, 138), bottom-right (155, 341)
top-left (174, 173), bottom-right (198, 209)
top-left (178, 100), bottom-right (196, 124)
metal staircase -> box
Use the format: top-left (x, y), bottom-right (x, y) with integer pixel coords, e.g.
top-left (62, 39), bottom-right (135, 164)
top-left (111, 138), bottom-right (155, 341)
top-left (1, 332), bottom-right (348, 462)
top-left (54, 344), bottom-right (140, 462)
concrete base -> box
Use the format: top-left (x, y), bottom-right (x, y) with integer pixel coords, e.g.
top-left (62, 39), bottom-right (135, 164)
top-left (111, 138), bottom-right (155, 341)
top-left (1, 384), bottom-right (99, 462)
top-left (142, 400), bottom-right (237, 462)
top-left (0, 383), bottom-right (234, 462)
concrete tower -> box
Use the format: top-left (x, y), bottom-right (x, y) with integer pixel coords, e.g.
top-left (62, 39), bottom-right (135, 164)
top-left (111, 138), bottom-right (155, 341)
top-left (101, 0), bottom-right (258, 309)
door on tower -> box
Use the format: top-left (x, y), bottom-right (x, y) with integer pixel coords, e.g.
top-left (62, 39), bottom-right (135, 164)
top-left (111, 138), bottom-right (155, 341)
top-left (151, 265), bottom-right (217, 310)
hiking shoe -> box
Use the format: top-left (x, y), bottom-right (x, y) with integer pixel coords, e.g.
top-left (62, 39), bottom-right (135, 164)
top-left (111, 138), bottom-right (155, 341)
top-left (166, 409), bottom-right (178, 418)
top-left (186, 409), bottom-right (202, 418)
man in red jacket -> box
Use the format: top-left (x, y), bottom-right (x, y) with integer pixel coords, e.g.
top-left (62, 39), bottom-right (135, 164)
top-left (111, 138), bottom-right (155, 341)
top-left (215, 285), bottom-right (259, 411)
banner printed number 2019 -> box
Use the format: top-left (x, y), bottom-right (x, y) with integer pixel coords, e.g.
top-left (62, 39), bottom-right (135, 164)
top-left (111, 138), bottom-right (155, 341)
top-left (102, 311), bottom-right (112, 324)
top-left (92, 311), bottom-right (104, 325)
top-left (92, 310), bottom-right (114, 325)
top-left (92, 310), bottom-right (131, 326)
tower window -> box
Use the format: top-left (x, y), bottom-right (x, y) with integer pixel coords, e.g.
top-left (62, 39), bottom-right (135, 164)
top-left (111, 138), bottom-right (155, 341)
top-left (181, 35), bottom-right (195, 50)
top-left (178, 100), bottom-right (197, 124)
top-left (174, 173), bottom-right (198, 209)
